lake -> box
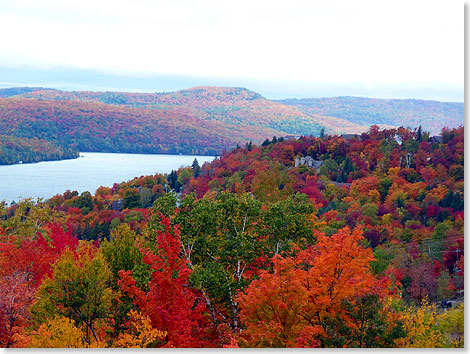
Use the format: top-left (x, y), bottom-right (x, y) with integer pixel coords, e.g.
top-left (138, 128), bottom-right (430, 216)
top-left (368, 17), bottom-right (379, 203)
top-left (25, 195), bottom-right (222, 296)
top-left (0, 152), bottom-right (215, 204)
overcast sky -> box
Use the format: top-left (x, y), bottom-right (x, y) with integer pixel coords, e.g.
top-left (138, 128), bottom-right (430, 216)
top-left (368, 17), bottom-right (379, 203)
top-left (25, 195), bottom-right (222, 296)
top-left (0, 0), bottom-right (463, 100)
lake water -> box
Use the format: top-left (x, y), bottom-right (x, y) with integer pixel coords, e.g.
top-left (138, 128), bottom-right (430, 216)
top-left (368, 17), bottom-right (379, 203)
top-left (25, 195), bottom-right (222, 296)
top-left (0, 152), bottom-right (215, 204)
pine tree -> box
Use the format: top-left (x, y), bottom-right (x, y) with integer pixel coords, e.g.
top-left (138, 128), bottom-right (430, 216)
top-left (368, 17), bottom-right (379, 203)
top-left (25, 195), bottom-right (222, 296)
top-left (192, 158), bottom-right (201, 178)
top-left (416, 125), bottom-right (423, 141)
top-left (261, 138), bottom-right (270, 146)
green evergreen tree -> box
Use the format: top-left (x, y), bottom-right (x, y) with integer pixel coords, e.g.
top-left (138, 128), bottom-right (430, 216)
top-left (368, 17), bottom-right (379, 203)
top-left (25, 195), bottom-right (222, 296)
top-left (123, 188), bottom-right (142, 209)
top-left (416, 125), bottom-right (423, 141)
top-left (192, 158), bottom-right (201, 178)
top-left (167, 170), bottom-right (182, 192)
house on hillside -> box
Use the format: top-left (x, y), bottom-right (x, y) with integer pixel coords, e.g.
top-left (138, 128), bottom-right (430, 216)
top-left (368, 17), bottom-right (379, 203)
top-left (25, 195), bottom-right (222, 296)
top-left (330, 181), bottom-right (351, 189)
top-left (111, 199), bottom-right (123, 211)
top-left (294, 156), bottom-right (323, 170)
top-left (341, 134), bottom-right (361, 140)
top-left (284, 135), bottom-right (301, 140)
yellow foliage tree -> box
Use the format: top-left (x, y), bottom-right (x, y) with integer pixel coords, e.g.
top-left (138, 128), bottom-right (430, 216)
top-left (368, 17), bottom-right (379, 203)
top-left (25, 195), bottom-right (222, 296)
top-left (114, 310), bottom-right (167, 348)
top-left (394, 298), bottom-right (445, 348)
top-left (436, 303), bottom-right (464, 348)
top-left (21, 316), bottom-right (85, 348)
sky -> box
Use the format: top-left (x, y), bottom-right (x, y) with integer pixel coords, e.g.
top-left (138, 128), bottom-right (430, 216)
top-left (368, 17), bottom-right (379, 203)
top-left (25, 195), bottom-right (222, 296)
top-left (0, 0), bottom-right (464, 101)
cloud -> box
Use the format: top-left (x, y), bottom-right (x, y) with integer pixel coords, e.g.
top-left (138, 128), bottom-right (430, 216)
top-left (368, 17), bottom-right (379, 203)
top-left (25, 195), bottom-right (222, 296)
top-left (0, 0), bottom-right (463, 90)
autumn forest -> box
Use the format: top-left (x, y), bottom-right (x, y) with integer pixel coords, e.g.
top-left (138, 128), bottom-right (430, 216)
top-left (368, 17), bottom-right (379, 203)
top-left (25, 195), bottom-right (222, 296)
top-left (0, 86), bottom-right (463, 165)
top-left (0, 120), bottom-right (464, 347)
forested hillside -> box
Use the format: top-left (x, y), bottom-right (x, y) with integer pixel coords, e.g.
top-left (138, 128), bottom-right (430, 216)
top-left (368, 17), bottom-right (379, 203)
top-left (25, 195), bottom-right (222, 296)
top-left (15, 87), bottom-right (464, 136)
top-left (15, 86), bottom-right (367, 135)
top-left (0, 97), bottom-right (283, 156)
top-left (0, 126), bottom-right (463, 348)
top-left (278, 96), bottom-right (464, 135)
top-left (0, 135), bottom-right (78, 165)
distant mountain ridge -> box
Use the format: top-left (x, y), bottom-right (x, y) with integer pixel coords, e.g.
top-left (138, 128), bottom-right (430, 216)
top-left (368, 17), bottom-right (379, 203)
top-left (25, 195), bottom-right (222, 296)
top-left (277, 96), bottom-right (464, 135)
top-left (12, 86), bottom-right (368, 136)
top-left (9, 86), bottom-right (463, 136)
top-left (0, 86), bottom-right (55, 98)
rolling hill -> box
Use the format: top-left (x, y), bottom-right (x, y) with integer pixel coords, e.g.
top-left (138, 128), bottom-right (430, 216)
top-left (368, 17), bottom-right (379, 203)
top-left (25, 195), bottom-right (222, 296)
top-left (277, 96), bottom-right (464, 135)
top-left (14, 86), bottom-right (367, 136)
top-left (0, 97), bottom-right (284, 156)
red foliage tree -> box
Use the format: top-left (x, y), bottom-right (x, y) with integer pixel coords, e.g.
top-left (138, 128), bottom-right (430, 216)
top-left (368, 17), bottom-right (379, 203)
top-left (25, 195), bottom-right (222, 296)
top-left (0, 224), bottom-right (78, 346)
top-left (118, 214), bottom-right (215, 347)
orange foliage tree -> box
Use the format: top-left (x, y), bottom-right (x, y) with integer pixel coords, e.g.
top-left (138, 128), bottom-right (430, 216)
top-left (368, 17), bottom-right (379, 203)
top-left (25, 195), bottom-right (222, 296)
top-left (237, 227), bottom-right (395, 347)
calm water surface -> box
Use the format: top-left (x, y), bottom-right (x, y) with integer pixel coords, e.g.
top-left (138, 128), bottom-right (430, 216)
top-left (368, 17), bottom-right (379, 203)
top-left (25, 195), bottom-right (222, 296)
top-left (0, 152), bottom-right (214, 204)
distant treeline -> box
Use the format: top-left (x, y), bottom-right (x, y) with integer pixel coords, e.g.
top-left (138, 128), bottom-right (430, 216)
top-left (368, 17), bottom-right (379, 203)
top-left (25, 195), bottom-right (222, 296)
top-left (278, 96), bottom-right (464, 135)
top-left (0, 135), bottom-right (79, 165)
